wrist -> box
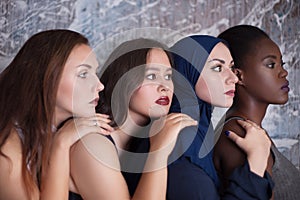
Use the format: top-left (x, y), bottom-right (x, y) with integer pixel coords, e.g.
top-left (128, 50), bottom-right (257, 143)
top-left (247, 154), bottom-right (267, 177)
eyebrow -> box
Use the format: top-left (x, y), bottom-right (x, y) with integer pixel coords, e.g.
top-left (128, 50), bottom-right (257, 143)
top-left (77, 64), bottom-right (92, 69)
top-left (146, 67), bottom-right (172, 72)
top-left (208, 58), bottom-right (234, 64)
top-left (261, 55), bottom-right (281, 60)
top-left (77, 64), bottom-right (101, 72)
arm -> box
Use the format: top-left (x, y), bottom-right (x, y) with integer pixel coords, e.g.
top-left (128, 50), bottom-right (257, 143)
top-left (40, 114), bottom-right (113, 200)
top-left (133, 113), bottom-right (197, 200)
top-left (70, 133), bottom-right (131, 200)
top-left (70, 113), bottom-right (197, 200)
top-left (167, 156), bottom-right (273, 200)
top-left (167, 120), bottom-right (273, 200)
top-left (221, 120), bottom-right (273, 199)
top-left (225, 120), bottom-right (271, 177)
top-left (0, 130), bottom-right (38, 199)
top-left (214, 120), bottom-right (248, 187)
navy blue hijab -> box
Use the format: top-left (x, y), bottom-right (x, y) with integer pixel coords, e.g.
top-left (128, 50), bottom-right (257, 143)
top-left (169, 35), bottom-right (227, 186)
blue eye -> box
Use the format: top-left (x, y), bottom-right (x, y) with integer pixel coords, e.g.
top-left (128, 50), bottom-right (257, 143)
top-left (146, 74), bottom-right (156, 80)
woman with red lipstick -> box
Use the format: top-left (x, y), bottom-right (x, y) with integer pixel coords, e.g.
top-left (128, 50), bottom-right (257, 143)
top-left (68, 38), bottom-right (198, 200)
top-left (214, 25), bottom-right (300, 200)
top-left (166, 35), bottom-right (274, 199)
top-left (0, 30), bottom-right (114, 199)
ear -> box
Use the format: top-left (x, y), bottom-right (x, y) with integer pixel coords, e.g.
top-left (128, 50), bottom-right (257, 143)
top-left (234, 68), bottom-right (245, 85)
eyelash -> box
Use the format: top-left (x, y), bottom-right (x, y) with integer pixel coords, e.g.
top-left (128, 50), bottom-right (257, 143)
top-left (266, 61), bottom-right (286, 69)
top-left (165, 74), bottom-right (172, 80)
top-left (266, 63), bottom-right (276, 68)
top-left (145, 74), bottom-right (156, 80)
top-left (211, 65), bottom-right (222, 72)
top-left (78, 71), bottom-right (88, 78)
top-left (145, 73), bottom-right (172, 80)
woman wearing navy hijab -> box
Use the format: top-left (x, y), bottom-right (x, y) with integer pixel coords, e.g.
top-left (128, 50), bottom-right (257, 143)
top-left (167, 35), bottom-right (274, 199)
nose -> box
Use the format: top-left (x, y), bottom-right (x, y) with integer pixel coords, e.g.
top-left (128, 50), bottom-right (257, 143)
top-left (95, 78), bottom-right (104, 92)
top-left (157, 82), bottom-right (171, 93)
top-left (279, 67), bottom-right (288, 78)
top-left (225, 68), bottom-right (238, 84)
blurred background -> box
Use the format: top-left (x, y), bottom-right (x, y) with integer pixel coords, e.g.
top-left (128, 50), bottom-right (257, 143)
top-left (0, 0), bottom-right (299, 168)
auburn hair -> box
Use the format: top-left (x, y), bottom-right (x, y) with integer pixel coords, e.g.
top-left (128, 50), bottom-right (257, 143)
top-left (0, 29), bottom-right (89, 198)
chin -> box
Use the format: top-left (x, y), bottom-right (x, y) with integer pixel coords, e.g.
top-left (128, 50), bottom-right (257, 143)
top-left (214, 101), bottom-right (232, 108)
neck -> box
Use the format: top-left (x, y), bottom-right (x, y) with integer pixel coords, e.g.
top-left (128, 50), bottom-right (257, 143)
top-left (53, 109), bottom-right (71, 129)
top-left (111, 115), bottom-right (151, 153)
top-left (227, 93), bottom-right (269, 127)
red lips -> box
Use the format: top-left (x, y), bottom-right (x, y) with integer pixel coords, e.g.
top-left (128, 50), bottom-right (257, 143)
top-left (155, 96), bottom-right (170, 105)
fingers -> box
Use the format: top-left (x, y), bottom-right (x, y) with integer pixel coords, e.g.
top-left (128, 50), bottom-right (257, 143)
top-left (89, 119), bottom-right (114, 132)
top-left (166, 113), bottom-right (197, 125)
top-left (224, 130), bottom-right (243, 146)
top-left (237, 119), bottom-right (260, 131)
top-left (73, 115), bottom-right (114, 136)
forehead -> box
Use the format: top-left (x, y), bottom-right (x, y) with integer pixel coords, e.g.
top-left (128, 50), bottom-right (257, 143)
top-left (66, 44), bottom-right (98, 67)
top-left (209, 42), bottom-right (231, 58)
top-left (251, 38), bottom-right (281, 58)
top-left (146, 48), bottom-right (171, 67)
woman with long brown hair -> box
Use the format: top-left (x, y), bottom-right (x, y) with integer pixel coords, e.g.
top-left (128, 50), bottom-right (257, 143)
top-left (0, 29), bottom-right (113, 199)
top-left (68, 38), bottom-right (198, 200)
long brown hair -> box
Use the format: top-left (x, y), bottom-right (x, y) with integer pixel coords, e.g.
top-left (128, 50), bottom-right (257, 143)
top-left (0, 29), bottom-right (89, 198)
top-left (97, 38), bottom-right (173, 127)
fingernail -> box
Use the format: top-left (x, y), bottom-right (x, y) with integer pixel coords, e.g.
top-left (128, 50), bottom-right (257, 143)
top-left (225, 130), bottom-right (230, 137)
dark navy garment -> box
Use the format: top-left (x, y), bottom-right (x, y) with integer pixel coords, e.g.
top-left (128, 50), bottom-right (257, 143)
top-left (168, 35), bottom-right (227, 186)
top-left (165, 35), bottom-right (274, 199)
top-left (167, 156), bottom-right (274, 200)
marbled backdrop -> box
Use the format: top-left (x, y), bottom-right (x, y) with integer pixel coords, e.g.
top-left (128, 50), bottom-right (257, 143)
top-left (0, 0), bottom-right (299, 167)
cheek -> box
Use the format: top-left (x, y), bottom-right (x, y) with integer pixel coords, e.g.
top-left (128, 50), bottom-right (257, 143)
top-left (195, 77), bottom-right (211, 102)
top-left (57, 78), bottom-right (74, 104)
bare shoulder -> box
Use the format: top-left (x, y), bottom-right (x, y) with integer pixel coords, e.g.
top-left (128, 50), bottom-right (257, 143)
top-left (70, 133), bottom-right (120, 170)
top-left (214, 120), bottom-right (247, 172)
top-left (0, 129), bottom-right (22, 168)
top-left (0, 129), bottom-right (29, 199)
top-left (69, 133), bottom-right (130, 199)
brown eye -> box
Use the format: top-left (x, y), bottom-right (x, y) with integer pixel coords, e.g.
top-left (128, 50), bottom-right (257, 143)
top-left (164, 74), bottom-right (172, 80)
top-left (266, 63), bottom-right (275, 68)
top-left (211, 65), bottom-right (222, 72)
top-left (146, 74), bottom-right (156, 80)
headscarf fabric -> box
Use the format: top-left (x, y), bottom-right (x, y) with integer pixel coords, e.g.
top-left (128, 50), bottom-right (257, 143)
top-left (169, 35), bottom-right (227, 186)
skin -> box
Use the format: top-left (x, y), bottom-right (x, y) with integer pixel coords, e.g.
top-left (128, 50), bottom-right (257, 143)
top-left (128, 48), bottom-right (174, 125)
top-left (195, 42), bottom-right (271, 177)
top-left (69, 48), bottom-right (197, 200)
top-left (195, 42), bottom-right (237, 108)
top-left (214, 37), bottom-right (288, 191)
top-left (41, 44), bottom-right (114, 200)
top-left (55, 44), bottom-right (104, 120)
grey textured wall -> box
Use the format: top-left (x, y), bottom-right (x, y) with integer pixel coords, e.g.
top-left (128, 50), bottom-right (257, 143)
top-left (1, 0), bottom-right (299, 167)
